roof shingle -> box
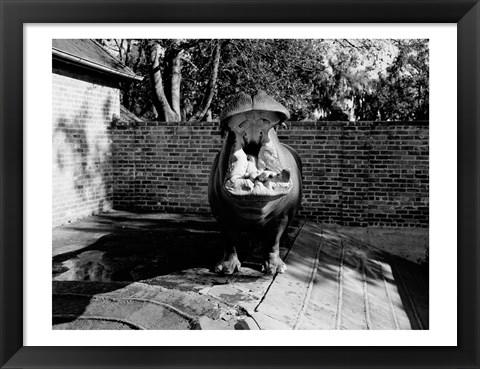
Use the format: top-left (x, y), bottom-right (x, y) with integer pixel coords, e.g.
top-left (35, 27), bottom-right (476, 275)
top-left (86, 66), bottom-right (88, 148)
top-left (52, 39), bottom-right (141, 81)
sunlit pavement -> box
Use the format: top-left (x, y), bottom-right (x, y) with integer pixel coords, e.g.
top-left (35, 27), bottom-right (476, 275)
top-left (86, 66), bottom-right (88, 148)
top-left (52, 211), bottom-right (428, 330)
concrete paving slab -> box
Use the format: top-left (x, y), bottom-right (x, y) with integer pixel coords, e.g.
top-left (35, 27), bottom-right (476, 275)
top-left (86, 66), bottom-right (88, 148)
top-left (52, 211), bottom-right (428, 330)
top-left (234, 317), bottom-right (260, 330)
top-left (255, 222), bottom-right (428, 330)
top-left (255, 228), bottom-right (321, 328)
top-left (319, 223), bottom-right (428, 264)
top-left (53, 281), bottom-right (234, 329)
top-left (248, 312), bottom-right (292, 330)
top-left (52, 211), bottom-right (295, 330)
top-left (197, 316), bottom-right (236, 330)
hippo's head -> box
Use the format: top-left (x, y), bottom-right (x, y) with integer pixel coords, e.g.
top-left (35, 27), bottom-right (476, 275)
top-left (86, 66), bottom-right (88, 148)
top-left (220, 91), bottom-right (293, 199)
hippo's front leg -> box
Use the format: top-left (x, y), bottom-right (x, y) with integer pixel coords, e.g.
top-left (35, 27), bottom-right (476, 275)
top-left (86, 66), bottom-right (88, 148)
top-left (261, 216), bottom-right (289, 275)
top-left (215, 229), bottom-right (242, 275)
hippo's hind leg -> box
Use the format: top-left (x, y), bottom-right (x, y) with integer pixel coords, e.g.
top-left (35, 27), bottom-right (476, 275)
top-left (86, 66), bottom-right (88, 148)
top-left (215, 229), bottom-right (242, 275)
top-left (261, 216), bottom-right (289, 275)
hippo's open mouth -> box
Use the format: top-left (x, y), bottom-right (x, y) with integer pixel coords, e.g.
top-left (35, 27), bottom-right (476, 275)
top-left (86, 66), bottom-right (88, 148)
top-left (223, 116), bottom-right (293, 198)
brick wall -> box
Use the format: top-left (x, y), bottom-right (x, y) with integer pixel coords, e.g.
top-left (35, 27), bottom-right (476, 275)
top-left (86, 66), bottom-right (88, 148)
top-left (112, 122), bottom-right (222, 214)
top-left (52, 73), bottom-right (119, 227)
top-left (111, 120), bottom-right (429, 228)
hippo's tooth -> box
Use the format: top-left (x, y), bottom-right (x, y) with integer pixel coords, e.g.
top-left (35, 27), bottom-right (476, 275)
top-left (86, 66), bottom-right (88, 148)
top-left (258, 170), bottom-right (278, 182)
top-left (248, 172), bottom-right (259, 182)
top-left (224, 177), bottom-right (255, 192)
top-left (266, 180), bottom-right (277, 190)
top-left (242, 179), bottom-right (254, 190)
top-left (225, 179), bottom-right (235, 190)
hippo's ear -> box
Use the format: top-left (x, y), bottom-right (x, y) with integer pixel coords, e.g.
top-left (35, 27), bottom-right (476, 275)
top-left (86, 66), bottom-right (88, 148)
top-left (253, 90), bottom-right (290, 123)
top-left (273, 122), bottom-right (289, 132)
top-left (220, 92), bottom-right (253, 134)
top-left (220, 92), bottom-right (253, 122)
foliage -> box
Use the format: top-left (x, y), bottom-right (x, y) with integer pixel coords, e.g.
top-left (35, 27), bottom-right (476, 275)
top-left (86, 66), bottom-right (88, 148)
top-left (99, 38), bottom-right (429, 122)
top-left (376, 40), bottom-right (429, 120)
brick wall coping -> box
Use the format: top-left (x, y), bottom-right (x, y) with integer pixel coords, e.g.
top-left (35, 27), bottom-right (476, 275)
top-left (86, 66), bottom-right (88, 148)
top-left (112, 120), bottom-right (429, 128)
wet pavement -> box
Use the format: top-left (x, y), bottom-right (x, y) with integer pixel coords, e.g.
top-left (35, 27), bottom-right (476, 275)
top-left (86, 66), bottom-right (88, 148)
top-left (53, 211), bottom-right (428, 330)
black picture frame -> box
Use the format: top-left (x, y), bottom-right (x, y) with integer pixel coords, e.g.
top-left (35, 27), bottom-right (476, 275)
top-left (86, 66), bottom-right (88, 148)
top-left (1, 0), bottom-right (478, 368)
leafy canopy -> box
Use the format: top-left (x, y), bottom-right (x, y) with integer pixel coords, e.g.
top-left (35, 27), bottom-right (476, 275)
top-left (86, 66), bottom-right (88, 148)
top-left (100, 38), bottom-right (428, 122)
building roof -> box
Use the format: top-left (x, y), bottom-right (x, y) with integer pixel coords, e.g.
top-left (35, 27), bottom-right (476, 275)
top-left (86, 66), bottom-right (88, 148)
top-left (52, 39), bottom-right (143, 81)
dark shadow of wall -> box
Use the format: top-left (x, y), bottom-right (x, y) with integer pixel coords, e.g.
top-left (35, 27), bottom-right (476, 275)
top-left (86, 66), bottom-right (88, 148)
top-left (110, 120), bottom-right (429, 228)
top-left (52, 71), bottom-right (118, 227)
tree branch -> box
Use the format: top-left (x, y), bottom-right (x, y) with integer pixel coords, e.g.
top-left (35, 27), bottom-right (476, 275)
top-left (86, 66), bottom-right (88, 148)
top-left (124, 39), bottom-right (131, 66)
top-left (148, 42), bottom-right (178, 121)
top-left (133, 40), bottom-right (145, 72)
top-left (170, 50), bottom-right (182, 118)
top-left (189, 40), bottom-right (223, 122)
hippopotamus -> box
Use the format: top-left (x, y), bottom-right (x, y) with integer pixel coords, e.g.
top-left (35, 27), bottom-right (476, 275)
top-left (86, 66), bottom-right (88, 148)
top-left (208, 91), bottom-right (302, 275)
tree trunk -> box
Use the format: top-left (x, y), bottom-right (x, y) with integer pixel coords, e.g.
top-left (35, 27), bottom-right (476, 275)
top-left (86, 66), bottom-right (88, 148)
top-left (189, 40), bottom-right (223, 122)
top-left (170, 51), bottom-right (182, 118)
top-left (206, 109), bottom-right (212, 121)
top-left (124, 40), bottom-right (131, 65)
top-left (120, 40), bottom-right (134, 111)
top-left (148, 42), bottom-right (180, 121)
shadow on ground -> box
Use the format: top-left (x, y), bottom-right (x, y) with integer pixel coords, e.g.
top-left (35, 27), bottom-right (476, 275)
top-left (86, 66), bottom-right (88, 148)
top-left (52, 211), bottom-right (428, 330)
top-left (52, 212), bottom-right (294, 329)
top-left (249, 221), bottom-right (429, 330)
